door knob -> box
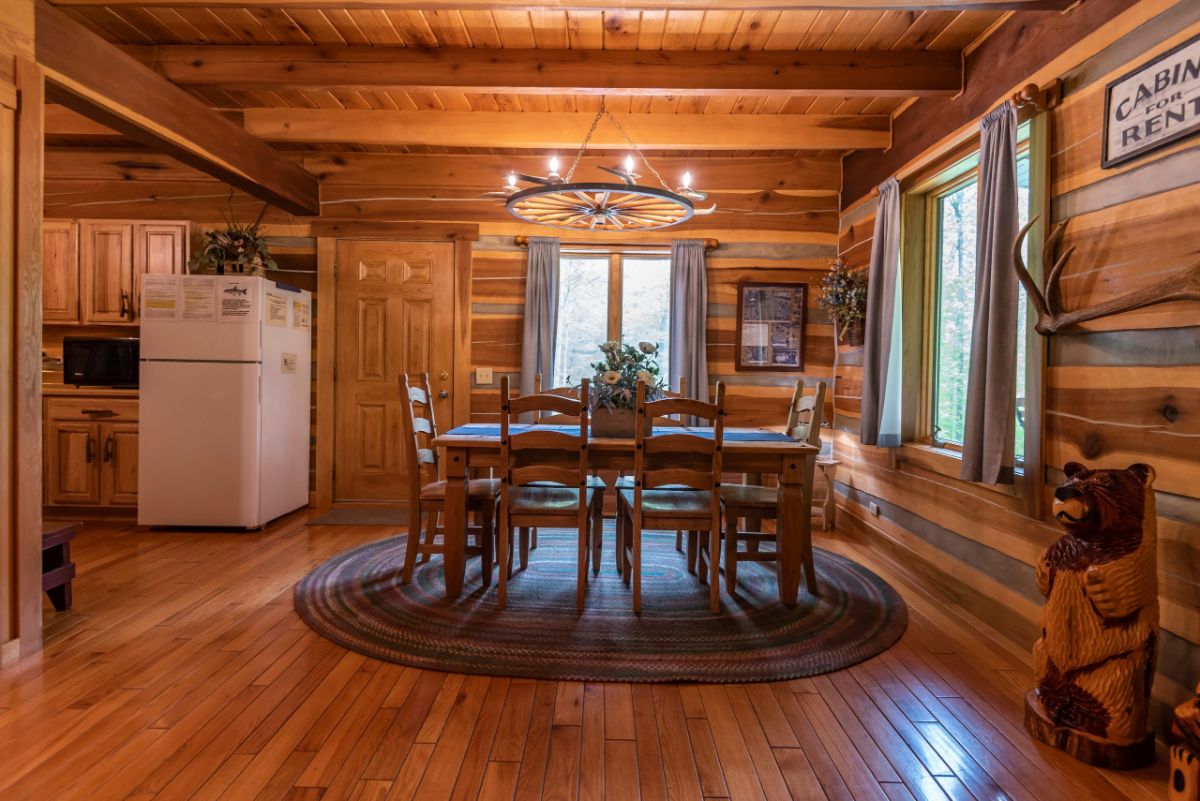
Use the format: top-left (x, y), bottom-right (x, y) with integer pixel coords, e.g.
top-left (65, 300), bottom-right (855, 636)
top-left (439, 390), bottom-right (449, 399)
top-left (439, 371), bottom-right (449, 380)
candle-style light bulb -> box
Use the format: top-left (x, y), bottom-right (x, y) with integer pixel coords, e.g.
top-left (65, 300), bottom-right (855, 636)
top-left (506, 172), bottom-right (517, 188)
top-left (548, 156), bottom-right (561, 174)
top-left (624, 155), bottom-right (635, 174)
top-left (682, 171), bottom-right (692, 189)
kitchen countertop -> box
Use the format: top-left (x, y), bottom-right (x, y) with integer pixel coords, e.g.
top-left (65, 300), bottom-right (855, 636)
top-left (42, 384), bottom-right (139, 398)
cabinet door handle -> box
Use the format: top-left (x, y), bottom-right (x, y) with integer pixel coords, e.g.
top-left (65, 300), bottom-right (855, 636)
top-left (103, 434), bottom-right (115, 463)
top-left (86, 436), bottom-right (95, 464)
top-left (119, 289), bottom-right (130, 319)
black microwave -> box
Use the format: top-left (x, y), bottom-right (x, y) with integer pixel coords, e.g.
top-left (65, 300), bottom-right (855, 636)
top-left (62, 337), bottom-right (139, 388)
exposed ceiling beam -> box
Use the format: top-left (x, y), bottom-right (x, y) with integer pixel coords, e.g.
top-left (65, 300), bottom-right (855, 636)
top-left (35, 0), bottom-right (319, 216)
top-left (244, 110), bottom-right (891, 151)
top-left (300, 153), bottom-right (841, 193)
top-left (128, 45), bottom-right (961, 97)
top-left (47, 1), bottom-right (1077, 11)
top-left (45, 148), bottom-right (842, 193)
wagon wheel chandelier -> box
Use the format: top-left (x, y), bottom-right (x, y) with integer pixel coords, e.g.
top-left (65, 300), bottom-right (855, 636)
top-left (496, 100), bottom-right (716, 232)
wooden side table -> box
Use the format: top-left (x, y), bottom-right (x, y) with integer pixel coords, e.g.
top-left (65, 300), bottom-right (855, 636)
top-left (42, 521), bottom-right (80, 612)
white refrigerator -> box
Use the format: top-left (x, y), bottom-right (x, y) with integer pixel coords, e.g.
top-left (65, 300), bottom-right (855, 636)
top-left (138, 275), bottom-right (312, 528)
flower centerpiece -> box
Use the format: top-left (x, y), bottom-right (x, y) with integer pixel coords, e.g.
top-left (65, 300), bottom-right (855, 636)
top-left (818, 258), bottom-right (868, 346)
top-left (585, 340), bottom-right (665, 437)
top-left (187, 205), bottom-right (278, 277)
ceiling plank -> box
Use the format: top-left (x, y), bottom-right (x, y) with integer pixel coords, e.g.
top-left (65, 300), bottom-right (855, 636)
top-left (35, 0), bottom-right (320, 215)
top-left (244, 109), bottom-right (891, 150)
top-left (127, 44), bottom-right (961, 97)
top-left (46, 1), bottom-right (1077, 11)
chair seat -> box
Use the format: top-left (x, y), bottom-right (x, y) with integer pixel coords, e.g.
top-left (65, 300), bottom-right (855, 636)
top-left (618, 488), bottom-right (714, 519)
top-left (510, 485), bottom-right (595, 513)
top-left (420, 478), bottom-right (501, 501)
top-left (720, 483), bottom-right (779, 509)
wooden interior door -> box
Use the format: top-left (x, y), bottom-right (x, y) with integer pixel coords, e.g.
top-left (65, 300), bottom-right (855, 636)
top-left (42, 221), bottom-right (79, 322)
top-left (46, 421), bottom-right (100, 505)
top-left (100, 422), bottom-right (139, 506)
top-left (334, 240), bottom-right (456, 502)
top-left (81, 222), bottom-right (135, 324)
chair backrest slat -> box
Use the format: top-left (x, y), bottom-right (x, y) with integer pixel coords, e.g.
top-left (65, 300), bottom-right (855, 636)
top-left (511, 465), bottom-right (582, 487)
top-left (509, 393), bottom-right (582, 418)
top-left (399, 372), bottom-right (439, 497)
top-left (643, 467), bottom-right (715, 490)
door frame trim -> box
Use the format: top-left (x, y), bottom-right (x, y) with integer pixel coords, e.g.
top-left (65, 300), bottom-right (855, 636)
top-left (314, 223), bottom-right (477, 509)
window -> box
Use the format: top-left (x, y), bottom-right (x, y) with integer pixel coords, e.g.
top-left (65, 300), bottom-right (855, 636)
top-left (552, 253), bottom-right (671, 387)
top-left (924, 128), bottom-right (1032, 461)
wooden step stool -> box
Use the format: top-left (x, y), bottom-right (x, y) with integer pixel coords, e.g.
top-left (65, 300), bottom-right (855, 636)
top-left (42, 521), bottom-right (80, 612)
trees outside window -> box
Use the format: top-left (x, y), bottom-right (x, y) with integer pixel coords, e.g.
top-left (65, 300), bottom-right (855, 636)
top-left (553, 254), bottom-right (671, 388)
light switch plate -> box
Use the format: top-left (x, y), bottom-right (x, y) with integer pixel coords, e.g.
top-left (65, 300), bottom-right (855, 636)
top-left (475, 367), bottom-right (493, 385)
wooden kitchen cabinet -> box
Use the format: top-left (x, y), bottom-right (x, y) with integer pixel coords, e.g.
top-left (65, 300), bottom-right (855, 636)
top-left (46, 420), bottom-right (101, 506)
top-left (43, 221), bottom-right (80, 323)
top-left (46, 219), bottom-right (188, 325)
top-left (100, 423), bottom-right (139, 506)
top-left (81, 221), bottom-right (136, 324)
top-left (44, 397), bottom-right (140, 513)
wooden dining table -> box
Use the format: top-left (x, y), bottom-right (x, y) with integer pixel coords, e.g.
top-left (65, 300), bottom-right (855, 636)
top-left (433, 423), bottom-right (821, 605)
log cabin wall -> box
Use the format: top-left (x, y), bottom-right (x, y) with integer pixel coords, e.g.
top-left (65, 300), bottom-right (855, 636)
top-left (467, 238), bottom-right (838, 429)
top-left (835, 0), bottom-right (1200, 736)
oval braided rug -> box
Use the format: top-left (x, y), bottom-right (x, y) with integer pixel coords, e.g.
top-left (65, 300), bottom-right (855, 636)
top-left (294, 528), bottom-right (906, 683)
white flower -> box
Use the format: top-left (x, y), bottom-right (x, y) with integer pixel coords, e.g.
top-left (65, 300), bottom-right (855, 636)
top-left (638, 341), bottom-right (657, 354)
top-left (602, 370), bottom-right (622, 385)
top-left (636, 370), bottom-right (652, 384)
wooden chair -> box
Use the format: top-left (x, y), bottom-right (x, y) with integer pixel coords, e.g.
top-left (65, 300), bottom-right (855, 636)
top-left (398, 373), bottom-right (499, 587)
top-left (611, 377), bottom-right (690, 574)
top-left (498, 376), bottom-right (597, 611)
top-left (617, 381), bottom-right (726, 613)
top-left (529, 374), bottom-right (607, 574)
top-left (720, 379), bottom-right (826, 595)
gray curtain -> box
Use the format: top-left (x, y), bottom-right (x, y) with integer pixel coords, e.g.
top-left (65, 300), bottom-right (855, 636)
top-left (519, 236), bottom-right (560, 399)
top-left (669, 239), bottom-right (709, 405)
top-left (961, 102), bottom-right (1019, 484)
top-left (860, 177), bottom-right (903, 448)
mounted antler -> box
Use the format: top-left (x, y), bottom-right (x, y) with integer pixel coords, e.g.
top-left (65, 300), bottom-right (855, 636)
top-left (1013, 216), bottom-right (1200, 335)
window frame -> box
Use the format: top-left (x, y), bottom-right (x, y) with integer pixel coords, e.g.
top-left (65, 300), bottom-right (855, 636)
top-left (552, 249), bottom-right (672, 387)
top-left (897, 111), bottom-right (1049, 518)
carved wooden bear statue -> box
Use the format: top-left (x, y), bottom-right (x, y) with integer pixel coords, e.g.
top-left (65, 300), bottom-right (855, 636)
top-left (1024, 461), bottom-right (1159, 769)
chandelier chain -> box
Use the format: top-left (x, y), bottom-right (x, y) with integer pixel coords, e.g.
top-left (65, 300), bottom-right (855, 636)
top-left (562, 98), bottom-right (672, 192)
top-left (603, 110), bottom-right (672, 191)
top-left (564, 100), bottom-right (606, 183)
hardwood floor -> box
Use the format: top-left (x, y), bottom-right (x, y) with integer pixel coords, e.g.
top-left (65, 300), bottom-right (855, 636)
top-left (0, 513), bottom-right (1167, 801)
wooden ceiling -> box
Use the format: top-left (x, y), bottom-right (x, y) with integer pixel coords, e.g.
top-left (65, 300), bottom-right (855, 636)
top-left (56, 5), bottom-right (1002, 121)
top-left (38, 1), bottom-right (1066, 225)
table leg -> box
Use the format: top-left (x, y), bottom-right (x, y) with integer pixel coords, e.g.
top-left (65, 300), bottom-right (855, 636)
top-left (442, 446), bottom-right (469, 599)
top-left (777, 454), bottom-right (817, 604)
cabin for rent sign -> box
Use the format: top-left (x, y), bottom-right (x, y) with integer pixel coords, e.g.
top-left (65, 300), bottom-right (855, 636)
top-left (1103, 33), bottom-right (1200, 168)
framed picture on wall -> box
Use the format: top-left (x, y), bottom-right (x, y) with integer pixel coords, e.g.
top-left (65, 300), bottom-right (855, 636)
top-left (735, 282), bottom-right (807, 372)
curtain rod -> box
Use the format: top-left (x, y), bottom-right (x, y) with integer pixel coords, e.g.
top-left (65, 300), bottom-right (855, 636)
top-left (513, 235), bottom-right (718, 252)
